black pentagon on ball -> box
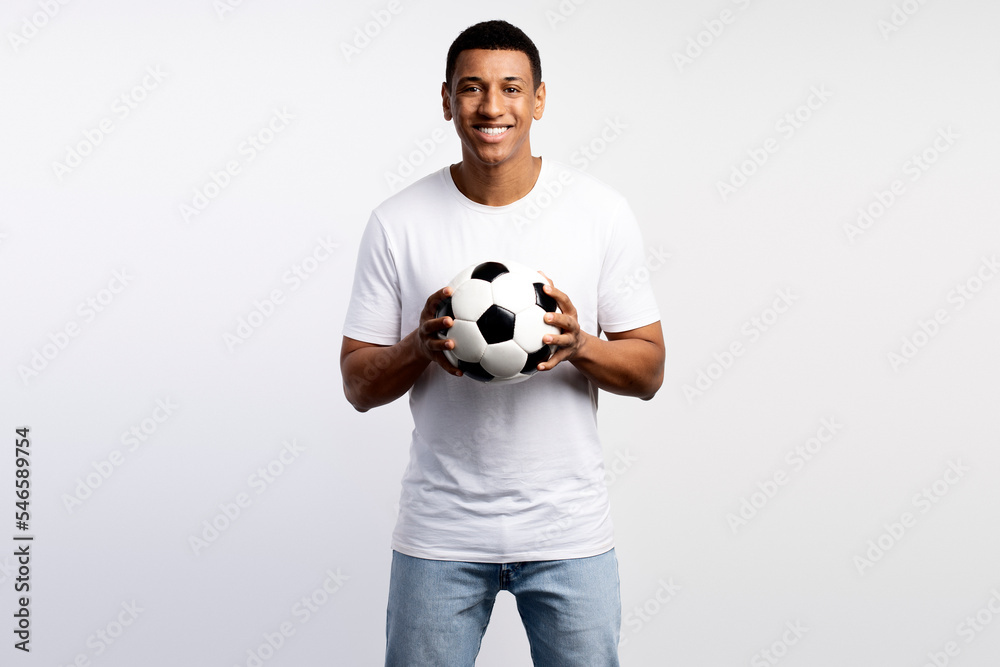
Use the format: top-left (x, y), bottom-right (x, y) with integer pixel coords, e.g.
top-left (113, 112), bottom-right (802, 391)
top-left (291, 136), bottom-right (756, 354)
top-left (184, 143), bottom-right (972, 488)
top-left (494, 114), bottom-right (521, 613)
top-left (457, 359), bottom-right (494, 383)
top-left (476, 304), bottom-right (516, 344)
top-left (521, 346), bottom-right (552, 375)
top-left (434, 296), bottom-right (454, 339)
top-left (470, 261), bottom-right (510, 283)
top-left (532, 283), bottom-right (558, 313)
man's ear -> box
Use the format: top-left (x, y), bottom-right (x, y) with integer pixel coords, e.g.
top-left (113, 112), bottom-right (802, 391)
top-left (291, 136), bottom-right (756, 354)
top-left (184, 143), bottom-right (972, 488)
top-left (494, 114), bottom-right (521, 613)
top-left (533, 81), bottom-right (546, 121)
top-left (442, 82), bottom-right (453, 121)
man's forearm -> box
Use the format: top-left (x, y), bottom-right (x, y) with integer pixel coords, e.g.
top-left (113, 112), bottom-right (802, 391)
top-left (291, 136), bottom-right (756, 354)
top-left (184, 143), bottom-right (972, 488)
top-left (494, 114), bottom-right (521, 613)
top-left (342, 331), bottom-right (430, 412)
top-left (568, 332), bottom-right (664, 400)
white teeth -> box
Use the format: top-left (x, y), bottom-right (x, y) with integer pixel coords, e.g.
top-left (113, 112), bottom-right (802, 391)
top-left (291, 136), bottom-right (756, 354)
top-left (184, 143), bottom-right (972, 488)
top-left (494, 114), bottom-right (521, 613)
top-left (477, 126), bottom-right (509, 135)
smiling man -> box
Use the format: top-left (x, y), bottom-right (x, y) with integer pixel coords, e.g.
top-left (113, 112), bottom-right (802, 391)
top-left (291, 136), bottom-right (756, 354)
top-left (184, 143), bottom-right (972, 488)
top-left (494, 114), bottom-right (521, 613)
top-left (341, 19), bottom-right (664, 666)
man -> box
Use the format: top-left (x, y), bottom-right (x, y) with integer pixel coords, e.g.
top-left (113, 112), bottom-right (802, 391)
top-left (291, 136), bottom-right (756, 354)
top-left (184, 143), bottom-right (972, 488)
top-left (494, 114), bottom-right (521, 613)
top-left (341, 19), bottom-right (664, 666)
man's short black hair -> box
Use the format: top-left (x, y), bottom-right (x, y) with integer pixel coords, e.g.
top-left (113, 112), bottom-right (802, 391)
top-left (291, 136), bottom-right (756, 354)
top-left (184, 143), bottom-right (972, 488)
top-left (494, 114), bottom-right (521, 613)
top-left (445, 20), bottom-right (542, 92)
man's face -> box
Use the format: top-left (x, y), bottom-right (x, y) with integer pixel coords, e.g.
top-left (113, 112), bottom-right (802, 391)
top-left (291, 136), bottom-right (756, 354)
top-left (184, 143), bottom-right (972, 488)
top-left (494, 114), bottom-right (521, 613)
top-left (442, 48), bottom-right (545, 169)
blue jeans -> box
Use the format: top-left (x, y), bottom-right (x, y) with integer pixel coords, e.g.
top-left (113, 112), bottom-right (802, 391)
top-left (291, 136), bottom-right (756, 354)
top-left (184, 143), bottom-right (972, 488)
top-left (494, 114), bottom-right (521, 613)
top-left (385, 548), bottom-right (621, 666)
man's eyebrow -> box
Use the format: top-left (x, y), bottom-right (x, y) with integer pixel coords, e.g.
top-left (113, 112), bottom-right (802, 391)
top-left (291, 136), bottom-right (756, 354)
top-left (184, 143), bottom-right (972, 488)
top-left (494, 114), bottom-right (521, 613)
top-left (456, 76), bottom-right (528, 85)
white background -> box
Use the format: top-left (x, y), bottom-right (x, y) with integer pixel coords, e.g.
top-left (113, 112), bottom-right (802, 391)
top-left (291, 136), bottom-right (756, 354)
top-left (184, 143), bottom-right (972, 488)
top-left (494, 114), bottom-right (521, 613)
top-left (2, 0), bottom-right (999, 665)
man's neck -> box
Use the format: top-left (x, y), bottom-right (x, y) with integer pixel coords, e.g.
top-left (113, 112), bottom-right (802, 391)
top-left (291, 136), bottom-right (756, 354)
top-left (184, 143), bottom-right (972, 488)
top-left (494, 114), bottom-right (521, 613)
top-left (450, 154), bottom-right (542, 207)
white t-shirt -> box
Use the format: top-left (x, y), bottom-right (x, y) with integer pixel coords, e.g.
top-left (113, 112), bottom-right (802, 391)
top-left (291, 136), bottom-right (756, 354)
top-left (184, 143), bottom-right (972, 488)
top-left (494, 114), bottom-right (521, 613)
top-left (343, 158), bottom-right (660, 562)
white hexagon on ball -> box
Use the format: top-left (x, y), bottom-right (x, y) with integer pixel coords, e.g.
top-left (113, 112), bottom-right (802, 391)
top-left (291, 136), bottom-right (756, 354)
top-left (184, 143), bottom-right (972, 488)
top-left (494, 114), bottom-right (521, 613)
top-left (480, 340), bottom-right (529, 379)
top-left (451, 279), bottom-right (493, 321)
top-left (490, 270), bottom-right (540, 314)
top-left (448, 319), bottom-right (487, 363)
top-left (447, 263), bottom-right (477, 289)
top-left (513, 305), bottom-right (559, 354)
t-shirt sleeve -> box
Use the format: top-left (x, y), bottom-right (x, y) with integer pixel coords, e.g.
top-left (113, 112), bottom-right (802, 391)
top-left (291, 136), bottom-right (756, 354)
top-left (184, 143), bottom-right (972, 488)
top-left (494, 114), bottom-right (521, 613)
top-left (597, 200), bottom-right (661, 334)
top-left (342, 211), bottom-right (403, 346)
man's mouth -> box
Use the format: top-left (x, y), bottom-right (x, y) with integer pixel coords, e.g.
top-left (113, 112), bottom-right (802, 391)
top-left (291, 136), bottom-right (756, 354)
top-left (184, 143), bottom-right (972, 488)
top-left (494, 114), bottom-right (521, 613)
top-left (476, 126), bottom-right (511, 136)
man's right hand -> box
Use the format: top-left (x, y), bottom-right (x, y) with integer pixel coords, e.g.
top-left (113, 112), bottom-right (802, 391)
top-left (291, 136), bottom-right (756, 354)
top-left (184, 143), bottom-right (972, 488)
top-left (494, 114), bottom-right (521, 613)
top-left (341, 285), bottom-right (463, 412)
top-left (416, 286), bottom-right (464, 377)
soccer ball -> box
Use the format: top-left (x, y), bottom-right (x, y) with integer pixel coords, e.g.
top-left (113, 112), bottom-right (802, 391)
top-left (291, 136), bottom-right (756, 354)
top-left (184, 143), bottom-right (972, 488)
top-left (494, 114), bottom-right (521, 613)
top-left (436, 260), bottom-right (560, 384)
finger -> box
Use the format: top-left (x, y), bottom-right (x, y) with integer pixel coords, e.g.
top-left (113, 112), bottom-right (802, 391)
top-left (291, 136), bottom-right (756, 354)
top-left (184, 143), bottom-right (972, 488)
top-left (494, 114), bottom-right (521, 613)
top-left (422, 315), bottom-right (455, 335)
top-left (423, 286), bottom-right (454, 317)
top-left (422, 320), bottom-right (462, 376)
top-left (543, 311), bottom-right (578, 334)
top-left (431, 350), bottom-right (463, 376)
top-left (537, 347), bottom-right (570, 372)
top-left (429, 284), bottom-right (453, 300)
top-left (538, 270), bottom-right (554, 286)
top-left (543, 331), bottom-right (576, 349)
top-left (541, 282), bottom-right (575, 315)
top-left (425, 333), bottom-right (455, 351)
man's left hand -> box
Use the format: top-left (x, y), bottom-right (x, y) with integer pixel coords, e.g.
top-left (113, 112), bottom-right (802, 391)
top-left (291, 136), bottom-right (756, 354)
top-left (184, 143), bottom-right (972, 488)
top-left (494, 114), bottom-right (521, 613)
top-left (536, 276), bottom-right (588, 372)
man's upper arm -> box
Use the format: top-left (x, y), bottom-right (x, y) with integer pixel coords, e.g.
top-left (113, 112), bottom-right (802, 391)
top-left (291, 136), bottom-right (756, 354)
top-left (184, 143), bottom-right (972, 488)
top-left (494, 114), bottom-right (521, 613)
top-left (605, 321), bottom-right (663, 348)
top-left (606, 321), bottom-right (665, 393)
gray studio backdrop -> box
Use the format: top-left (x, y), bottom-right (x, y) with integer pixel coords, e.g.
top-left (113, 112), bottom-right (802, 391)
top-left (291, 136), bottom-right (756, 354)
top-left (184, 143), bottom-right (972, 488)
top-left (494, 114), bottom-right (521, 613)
top-left (2, 0), bottom-right (999, 665)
